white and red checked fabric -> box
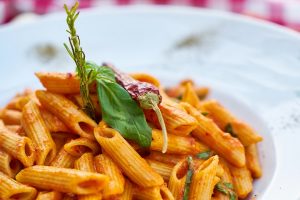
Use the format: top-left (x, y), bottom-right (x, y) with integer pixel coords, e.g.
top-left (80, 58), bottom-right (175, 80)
top-left (1, 0), bottom-right (300, 31)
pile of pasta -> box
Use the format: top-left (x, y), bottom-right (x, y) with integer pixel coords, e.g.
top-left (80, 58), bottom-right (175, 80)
top-left (0, 72), bottom-right (263, 200)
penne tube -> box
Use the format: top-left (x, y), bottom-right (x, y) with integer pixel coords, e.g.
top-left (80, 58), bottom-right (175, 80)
top-left (146, 151), bottom-right (185, 166)
top-left (151, 129), bottom-right (208, 154)
top-left (94, 126), bottom-right (164, 187)
top-left (0, 109), bottom-right (22, 125)
top-left (189, 155), bottom-right (219, 200)
top-left (145, 98), bottom-right (198, 136)
top-left (246, 144), bottom-right (262, 178)
top-left (0, 149), bottom-right (23, 178)
top-left (35, 72), bottom-right (97, 94)
top-left (118, 179), bottom-right (134, 200)
top-left (182, 81), bottom-right (201, 108)
top-left (64, 137), bottom-right (100, 157)
top-left (181, 102), bottom-right (245, 167)
top-left (212, 158), bottom-right (234, 200)
top-left (50, 146), bottom-right (77, 168)
top-left (130, 73), bottom-right (160, 87)
top-left (133, 184), bottom-right (174, 200)
top-left (0, 171), bottom-right (37, 200)
top-left (36, 90), bottom-right (97, 139)
top-left (36, 191), bottom-right (63, 200)
top-left (16, 165), bottom-right (109, 195)
top-left (94, 153), bottom-right (125, 198)
top-left (200, 100), bottom-right (263, 146)
top-left (22, 101), bottom-right (57, 165)
top-left (168, 159), bottom-right (188, 200)
top-left (74, 152), bottom-right (96, 172)
top-left (5, 125), bottom-right (22, 133)
top-left (0, 123), bottom-right (35, 167)
top-left (229, 164), bottom-right (253, 199)
top-left (75, 153), bottom-right (101, 200)
top-left (5, 95), bottom-right (30, 111)
top-left (146, 159), bottom-right (173, 181)
top-left (40, 108), bottom-right (70, 133)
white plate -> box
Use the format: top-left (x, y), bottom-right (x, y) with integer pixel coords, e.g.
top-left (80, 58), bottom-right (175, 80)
top-left (1, 6), bottom-right (300, 199)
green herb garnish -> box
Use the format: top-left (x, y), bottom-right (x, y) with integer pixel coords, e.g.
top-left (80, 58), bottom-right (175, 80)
top-left (196, 150), bottom-right (212, 160)
top-left (182, 156), bottom-right (194, 200)
top-left (89, 63), bottom-right (152, 147)
top-left (201, 111), bottom-right (209, 116)
top-left (225, 123), bottom-right (237, 138)
top-left (215, 181), bottom-right (237, 200)
top-left (63, 2), bottom-right (96, 120)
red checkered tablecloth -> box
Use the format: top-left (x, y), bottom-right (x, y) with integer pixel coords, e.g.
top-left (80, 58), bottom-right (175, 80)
top-left (1, 0), bottom-right (300, 31)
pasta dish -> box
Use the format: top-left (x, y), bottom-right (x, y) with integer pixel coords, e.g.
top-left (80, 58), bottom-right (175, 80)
top-left (0, 2), bottom-right (263, 200)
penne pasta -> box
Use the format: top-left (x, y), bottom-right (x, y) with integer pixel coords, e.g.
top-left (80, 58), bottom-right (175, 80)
top-left (151, 128), bottom-right (208, 155)
top-left (0, 171), bottom-right (37, 200)
top-left (64, 137), bottom-right (100, 157)
top-left (40, 108), bottom-right (70, 133)
top-left (16, 165), bottom-right (109, 195)
top-left (168, 159), bottom-right (188, 200)
top-left (74, 152), bottom-right (96, 172)
top-left (5, 125), bottom-right (23, 134)
top-left (130, 73), bottom-right (160, 87)
top-left (35, 72), bottom-right (97, 94)
top-left (189, 155), bottom-right (219, 200)
top-left (0, 149), bottom-right (23, 178)
top-left (146, 151), bottom-right (185, 166)
top-left (229, 164), bottom-right (253, 199)
top-left (181, 102), bottom-right (246, 167)
top-left (94, 153), bottom-right (125, 198)
top-left (212, 158), bottom-right (234, 200)
top-left (50, 146), bottom-right (77, 168)
top-left (145, 98), bottom-right (198, 136)
top-left (36, 90), bottom-right (97, 139)
top-left (246, 144), bottom-right (262, 178)
top-left (146, 159), bottom-right (173, 181)
top-left (22, 101), bottom-right (57, 165)
top-left (118, 179), bottom-right (134, 200)
top-left (200, 100), bottom-right (263, 146)
top-left (0, 123), bottom-right (35, 167)
top-left (74, 153), bottom-right (101, 200)
top-left (36, 191), bottom-right (63, 200)
top-left (0, 109), bottom-right (22, 125)
top-left (133, 184), bottom-right (174, 200)
top-left (94, 126), bottom-right (164, 187)
top-left (181, 81), bottom-right (201, 108)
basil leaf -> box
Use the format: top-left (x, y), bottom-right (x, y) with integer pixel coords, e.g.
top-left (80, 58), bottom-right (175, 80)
top-left (96, 68), bottom-right (152, 147)
top-left (196, 150), bottom-right (211, 160)
top-left (182, 156), bottom-right (194, 200)
top-left (225, 123), bottom-right (237, 138)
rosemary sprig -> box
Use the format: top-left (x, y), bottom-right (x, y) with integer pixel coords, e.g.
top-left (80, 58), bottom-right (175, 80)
top-left (63, 2), bottom-right (96, 120)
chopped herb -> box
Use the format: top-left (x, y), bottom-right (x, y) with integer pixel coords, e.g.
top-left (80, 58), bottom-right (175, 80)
top-left (216, 182), bottom-right (228, 195)
top-left (196, 150), bottom-right (211, 160)
top-left (182, 156), bottom-right (194, 200)
top-left (215, 181), bottom-right (237, 200)
top-left (229, 191), bottom-right (237, 200)
top-left (177, 94), bottom-right (183, 100)
top-left (63, 2), bottom-right (96, 120)
top-left (225, 123), bottom-right (237, 138)
top-left (201, 111), bottom-right (209, 116)
top-left (224, 182), bottom-right (234, 189)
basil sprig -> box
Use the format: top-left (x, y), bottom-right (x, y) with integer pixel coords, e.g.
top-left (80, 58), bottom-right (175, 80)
top-left (92, 65), bottom-right (152, 147)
